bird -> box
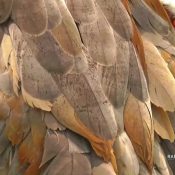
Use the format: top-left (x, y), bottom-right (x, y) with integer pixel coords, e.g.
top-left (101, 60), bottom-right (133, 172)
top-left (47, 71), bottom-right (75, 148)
top-left (0, 0), bottom-right (175, 175)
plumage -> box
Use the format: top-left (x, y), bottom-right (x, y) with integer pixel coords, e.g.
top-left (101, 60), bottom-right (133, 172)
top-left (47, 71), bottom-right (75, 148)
top-left (0, 0), bottom-right (175, 174)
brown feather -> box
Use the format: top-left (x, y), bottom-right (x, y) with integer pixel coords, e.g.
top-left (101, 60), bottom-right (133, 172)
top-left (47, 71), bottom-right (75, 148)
top-left (12, 0), bottom-right (47, 35)
top-left (0, 0), bottom-right (13, 23)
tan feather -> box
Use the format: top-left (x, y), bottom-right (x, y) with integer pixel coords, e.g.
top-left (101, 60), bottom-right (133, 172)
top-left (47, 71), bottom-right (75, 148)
top-left (22, 88), bottom-right (52, 112)
top-left (124, 93), bottom-right (154, 171)
top-left (113, 131), bottom-right (139, 175)
top-left (1, 34), bottom-right (13, 68)
top-left (53, 0), bottom-right (82, 56)
top-left (143, 38), bottom-right (175, 112)
top-left (152, 105), bottom-right (175, 142)
top-left (9, 49), bottom-right (20, 96)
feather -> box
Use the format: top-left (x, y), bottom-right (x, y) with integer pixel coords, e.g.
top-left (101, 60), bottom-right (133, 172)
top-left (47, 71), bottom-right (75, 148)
top-left (143, 38), bottom-right (175, 112)
top-left (0, 71), bottom-right (13, 95)
top-left (0, 93), bottom-right (10, 120)
top-left (96, 0), bottom-right (133, 40)
top-left (128, 43), bottom-right (149, 101)
top-left (24, 31), bottom-right (74, 75)
top-left (0, 27), bottom-right (3, 43)
top-left (1, 33), bottom-right (13, 68)
top-left (0, 146), bottom-right (12, 175)
top-left (9, 24), bottom-right (61, 111)
top-left (168, 112), bottom-right (175, 132)
top-left (130, 0), bottom-right (170, 35)
top-left (131, 21), bottom-right (147, 74)
top-left (0, 128), bottom-right (10, 154)
top-left (12, 0), bottom-right (47, 35)
top-left (52, 94), bottom-right (117, 170)
top-left (8, 148), bottom-right (27, 175)
top-left (53, 67), bottom-right (117, 140)
top-left (142, 31), bottom-right (175, 56)
top-left (44, 0), bottom-right (62, 30)
top-left (143, 0), bottom-right (172, 25)
top-left (152, 105), bottom-right (175, 142)
top-left (18, 108), bottom-right (46, 175)
top-left (160, 50), bottom-right (175, 77)
top-left (66, 0), bottom-right (97, 24)
top-left (124, 93), bottom-right (154, 171)
top-left (113, 131), bottom-right (139, 175)
top-left (19, 41), bottom-right (59, 101)
top-left (41, 130), bottom-right (90, 168)
top-left (5, 96), bottom-right (30, 145)
top-left (79, 4), bottom-right (116, 66)
top-left (66, 130), bottom-right (90, 154)
top-left (0, 0), bottom-right (13, 23)
top-left (22, 89), bottom-right (53, 112)
top-left (9, 49), bottom-right (20, 96)
top-left (41, 130), bottom-right (91, 175)
top-left (97, 35), bottom-right (129, 108)
top-left (154, 138), bottom-right (173, 175)
top-left (52, 0), bottom-right (83, 56)
top-left (40, 130), bottom-right (64, 167)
